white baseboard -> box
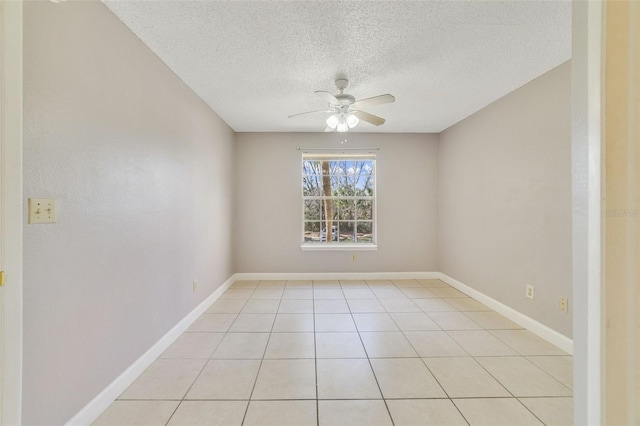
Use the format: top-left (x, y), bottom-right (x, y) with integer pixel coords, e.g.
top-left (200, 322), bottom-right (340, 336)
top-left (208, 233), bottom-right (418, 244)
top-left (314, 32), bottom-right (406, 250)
top-left (65, 275), bottom-right (235, 426)
top-left (438, 273), bottom-right (573, 354)
top-left (233, 271), bottom-right (441, 281)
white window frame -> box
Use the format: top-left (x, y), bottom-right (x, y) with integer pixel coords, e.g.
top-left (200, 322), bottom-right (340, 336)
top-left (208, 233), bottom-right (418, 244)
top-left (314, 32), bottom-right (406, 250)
top-left (300, 152), bottom-right (378, 251)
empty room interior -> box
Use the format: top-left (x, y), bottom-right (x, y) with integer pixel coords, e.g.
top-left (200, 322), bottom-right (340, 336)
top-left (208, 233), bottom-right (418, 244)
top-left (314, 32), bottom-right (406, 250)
top-left (4, 0), bottom-right (637, 425)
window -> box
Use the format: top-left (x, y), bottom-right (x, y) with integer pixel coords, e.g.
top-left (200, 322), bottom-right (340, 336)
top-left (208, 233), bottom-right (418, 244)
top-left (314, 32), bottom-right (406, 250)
top-left (302, 153), bottom-right (376, 248)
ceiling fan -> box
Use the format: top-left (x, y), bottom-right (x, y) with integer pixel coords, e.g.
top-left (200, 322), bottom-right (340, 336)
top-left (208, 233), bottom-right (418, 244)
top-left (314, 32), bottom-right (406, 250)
top-left (288, 78), bottom-right (395, 132)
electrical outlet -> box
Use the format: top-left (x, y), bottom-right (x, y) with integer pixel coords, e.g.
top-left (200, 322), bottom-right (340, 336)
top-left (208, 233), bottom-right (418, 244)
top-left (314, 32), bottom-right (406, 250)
top-left (559, 297), bottom-right (569, 313)
top-left (351, 254), bottom-right (357, 262)
top-left (193, 279), bottom-right (198, 292)
top-left (526, 285), bottom-right (535, 300)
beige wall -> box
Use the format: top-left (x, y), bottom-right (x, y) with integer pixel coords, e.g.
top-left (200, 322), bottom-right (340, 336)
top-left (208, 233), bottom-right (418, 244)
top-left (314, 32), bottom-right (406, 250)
top-left (234, 132), bottom-right (439, 273)
top-left (22, 2), bottom-right (236, 424)
top-left (438, 61), bottom-right (573, 338)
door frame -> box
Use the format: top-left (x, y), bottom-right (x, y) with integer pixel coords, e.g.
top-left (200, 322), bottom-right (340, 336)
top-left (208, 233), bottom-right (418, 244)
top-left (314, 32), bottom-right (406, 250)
top-left (0, 1), bottom-right (23, 424)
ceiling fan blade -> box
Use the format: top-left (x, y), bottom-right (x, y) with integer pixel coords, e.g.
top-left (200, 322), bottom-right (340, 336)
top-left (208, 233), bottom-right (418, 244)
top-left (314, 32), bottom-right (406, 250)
top-left (353, 110), bottom-right (385, 126)
top-left (352, 94), bottom-right (395, 109)
top-left (315, 90), bottom-right (339, 105)
top-left (324, 126), bottom-right (334, 132)
top-left (288, 109), bottom-right (331, 119)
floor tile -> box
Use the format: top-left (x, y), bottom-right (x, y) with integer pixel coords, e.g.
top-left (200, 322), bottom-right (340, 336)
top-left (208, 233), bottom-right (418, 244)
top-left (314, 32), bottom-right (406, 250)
top-left (414, 298), bottom-right (458, 312)
top-left (390, 313), bottom-right (440, 331)
top-left (527, 356), bottom-right (573, 389)
top-left (160, 332), bottom-right (224, 359)
top-left (93, 401), bottom-right (179, 425)
top-left (257, 280), bottom-right (286, 289)
top-left (220, 289), bottom-right (254, 299)
top-left (353, 313), bottom-right (399, 331)
top-left (286, 280), bottom-right (313, 288)
top-left (167, 401), bottom-right (247, 426)
top-left (405, 331), bottom-right (468, 357)
top-left (490, 330), bottom-right (568, 355)
top-left (211, 333), bottom-right (269, 359)
top-left (392, 279), bottom-right (424, 288)
top-left (188, 313), bottom-right (237, 332)
top-left (206, 299), bottom-right (246, 314)
top-left (252, 359), bottom-right (316, 400)
top-left (339, 279), bottom-right (368, 286)
top-left (278, 299), bottom-right (313, 313)
top-left (360, 332), bottom-right (418, 357)
top-left (185, 359), bottom-right (260, 400)
top-left (370, 358), bottom-right (446, 398)
top-left (401, 287), bottom-right (438, 298)
top-left (272, 313), bottom-right (314, 332)
top-left (119, 359), bottom-right (206, 400)
top-left (428, 312), bottom-right (482, 330)
top-left (314, 288), bottom-right (345, 299)
top-left (418, 279), bottom-right (451, 288)
top-left (348, 299), bottom-right (386, 313)
top-left (313, 280), bottom-right (340, 287)
top-left (264, 333), bottom-right (315, 359)
top-left (243, 400), bottom-right (317, 426)
top-left (228, 313), bottom-right (275, 332)
top-left (250, 289), bottom-right (284, 300)
top-left (453, 398), bottom-right (544, 425)
top-left (342, 288), bottom-right (376, 299)
top-left (315, 332), bottom-right (367, 358)
top-left (314, 299), bottom-right (350, 313)
top-left (318, 400), bottom-right (392, 426)
top-left (430, 287), bottom-right (467, 298)
top-left (476, 356), bottom-right (573, 397)
top-left (231, 280), bottom-right (259, 289)
top-left (422, 357), bottom-right (510, 398)
top-left (379, 298), bottom-right (422, 313)
top-left (463, 311), bottom-right (522, 329)
top-left (372, 287), bottom-right (408, 299)
top-left (317, 358), bottom-right (382, 399)
top-left (519, 397), bottom-right (574, 426)
top-left (241, 299), bottom-right (280, 314)
top-left (444, 297), bottom-right (490, 311)
top-left (386, 399), bottom-right (468, 426)
top-left (447, 330), bottom-right (518, 356)
top-left (315, 313), bottom-right (357, 332)
top-left (366, 279), bottom-right (394, 286)
top-left (282, 288), bottom-right (313, 299)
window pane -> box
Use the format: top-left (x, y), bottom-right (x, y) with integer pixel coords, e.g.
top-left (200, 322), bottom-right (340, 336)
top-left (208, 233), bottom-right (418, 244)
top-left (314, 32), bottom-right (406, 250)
top-left (320, 199), bottom-right (337, 221)
top-left (337, 221), bottom-right (354, 242)
top-left (337, 200), bottom-right (356, 220)
top-left (304, 221), bottom-right (321, 242)
top-left (356, 222), bottom-right (373, 242)
top-left (356, 200), bottom-right (373, 220)
top-left (304, 200), bottom-right (322, 221)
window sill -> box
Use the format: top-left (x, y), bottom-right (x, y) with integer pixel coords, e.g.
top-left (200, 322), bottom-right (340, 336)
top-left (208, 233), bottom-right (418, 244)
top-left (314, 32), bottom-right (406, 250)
top-left (300, 244), bottom-right (378, 251)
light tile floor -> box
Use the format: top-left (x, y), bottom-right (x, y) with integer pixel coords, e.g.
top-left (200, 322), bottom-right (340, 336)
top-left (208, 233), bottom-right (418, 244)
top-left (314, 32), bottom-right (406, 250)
top-left (94, 279), bottom-right (573, 426)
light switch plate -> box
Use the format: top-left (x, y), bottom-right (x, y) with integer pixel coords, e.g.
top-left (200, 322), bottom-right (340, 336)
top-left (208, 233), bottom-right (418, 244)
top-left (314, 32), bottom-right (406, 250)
top-left (28, 198), bottom-right (57, 224)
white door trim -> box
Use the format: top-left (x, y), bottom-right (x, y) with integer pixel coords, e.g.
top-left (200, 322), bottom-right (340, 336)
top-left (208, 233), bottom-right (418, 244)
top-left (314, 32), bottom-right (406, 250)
top-left (0, 1), bottom-right (24, 424)
top-left (571, 1), bottom-right (603, 424)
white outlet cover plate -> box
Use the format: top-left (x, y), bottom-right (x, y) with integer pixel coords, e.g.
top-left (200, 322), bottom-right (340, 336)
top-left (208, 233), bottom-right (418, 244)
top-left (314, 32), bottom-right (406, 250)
top-left (28, 198), bottom-right (57, 224)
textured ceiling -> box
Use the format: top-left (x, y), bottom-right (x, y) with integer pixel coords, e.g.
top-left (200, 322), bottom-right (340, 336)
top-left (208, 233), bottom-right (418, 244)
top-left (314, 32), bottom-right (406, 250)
top-left (103, 0), bottom-right (571, 133)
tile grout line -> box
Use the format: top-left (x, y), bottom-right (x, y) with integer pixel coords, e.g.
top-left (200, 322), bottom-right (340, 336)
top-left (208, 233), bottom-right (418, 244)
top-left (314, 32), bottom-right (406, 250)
top-left (162, 282), bottom-right (257, 425)
top-left (312, 280), bottom-right (320, 426)
top-left (382, 280), bottom-right (472, 426)
top-left (239, 280), bottom-right (284, 426)
top-left (350, 279), bottom-right (396, 426)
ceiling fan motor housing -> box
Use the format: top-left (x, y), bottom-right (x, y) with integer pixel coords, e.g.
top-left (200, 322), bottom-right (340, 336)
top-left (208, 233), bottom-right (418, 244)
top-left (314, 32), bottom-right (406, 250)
top-left (335, 93), bottom-right (356, 105)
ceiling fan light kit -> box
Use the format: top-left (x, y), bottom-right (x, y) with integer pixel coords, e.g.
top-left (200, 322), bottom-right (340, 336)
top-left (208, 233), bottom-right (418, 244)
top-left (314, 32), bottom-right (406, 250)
top-left (289, 78), bottom-right (395, 132)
